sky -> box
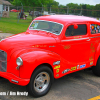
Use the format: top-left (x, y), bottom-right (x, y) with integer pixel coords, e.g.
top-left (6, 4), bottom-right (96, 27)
top-left (55, 0), bottom-right (100, 5)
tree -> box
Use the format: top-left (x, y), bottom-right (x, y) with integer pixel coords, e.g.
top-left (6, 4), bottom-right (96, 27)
top-left (81, 4), bottom-right (87, 16)
top-left (10, 0), bottom-right (100, 17)
top-left (92, 4), bottom-right (100, 17)
top-left (66, 3), bottom-right (80, 15)
top-left (12, 0), bottom-right (54, 7)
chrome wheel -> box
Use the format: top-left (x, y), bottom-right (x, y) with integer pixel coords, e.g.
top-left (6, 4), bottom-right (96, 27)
top-left (27, 66), bottom-right (54, 97)
top-left (34, 72), bottom-right (50, 93)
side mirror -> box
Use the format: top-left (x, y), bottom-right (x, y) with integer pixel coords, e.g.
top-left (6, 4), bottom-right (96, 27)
top-left (74, 24), bottom-right (78, 29)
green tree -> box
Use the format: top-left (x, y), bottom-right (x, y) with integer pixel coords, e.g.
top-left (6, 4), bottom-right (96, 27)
top-left (12, 0), bottom-right (54, 7)
top-left (10, 0), bottom-right (100, 17)
top-left (49, 1), bottom-right (59, 13)
top-left (92, 4), bottom-right (100, 17)
top-left (66, 3), bottom-right (81, 15)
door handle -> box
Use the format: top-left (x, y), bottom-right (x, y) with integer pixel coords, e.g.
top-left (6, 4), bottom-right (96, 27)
top-left (86, 39), bottom-right (91, 41)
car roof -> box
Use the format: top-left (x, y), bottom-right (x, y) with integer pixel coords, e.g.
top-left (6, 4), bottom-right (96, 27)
top-left (35, 15), bottom-right (100, 25)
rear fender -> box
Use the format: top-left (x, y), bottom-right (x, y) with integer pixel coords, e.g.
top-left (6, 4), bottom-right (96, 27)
top-left (94, 43), bottom-right (100, 66)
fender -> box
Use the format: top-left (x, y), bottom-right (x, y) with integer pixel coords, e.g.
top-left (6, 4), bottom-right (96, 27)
top-left (9, 48), bottom-right (73, 81)
top-left (94, 43), bottom-right (100, 66)
top-left (19, 49), bottom-right (63, 79)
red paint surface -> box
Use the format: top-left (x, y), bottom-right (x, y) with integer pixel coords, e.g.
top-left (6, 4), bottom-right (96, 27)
top-left (0, 15), bottom-right (100, 86)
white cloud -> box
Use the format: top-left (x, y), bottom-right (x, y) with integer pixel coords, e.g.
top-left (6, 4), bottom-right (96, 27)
top-left (55, 0), bottom-right (100, 5)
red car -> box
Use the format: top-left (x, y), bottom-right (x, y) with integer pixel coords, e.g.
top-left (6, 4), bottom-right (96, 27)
top-left (0, 15), bottom-right (100, 97)
top-left (10, 9), bottom-right (19, 12)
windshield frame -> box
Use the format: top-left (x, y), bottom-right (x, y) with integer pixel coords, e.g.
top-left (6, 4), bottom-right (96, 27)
top-left (29, 20), bottom-right (64, 35)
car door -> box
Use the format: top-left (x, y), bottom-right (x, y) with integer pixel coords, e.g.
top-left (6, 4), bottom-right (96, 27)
top-left (60, 23), bottom-right (93, 70)
top-left (89, 23), bottom-right (100, 64)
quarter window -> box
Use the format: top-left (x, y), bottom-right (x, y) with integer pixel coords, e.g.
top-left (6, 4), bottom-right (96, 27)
top-left (65, 24), bottom-right (87, 36)
top-left (90, 24), bottom-right (100, 34)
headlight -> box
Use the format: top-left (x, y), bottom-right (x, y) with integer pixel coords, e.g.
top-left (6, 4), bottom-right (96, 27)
top-left (16, 57), bottom-right (23, 66)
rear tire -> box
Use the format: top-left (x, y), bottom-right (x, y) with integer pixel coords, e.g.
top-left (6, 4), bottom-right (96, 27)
top-left (26, 65), bottom-right (54, 97)
top-left (92, 57), bottom-right (100, 76)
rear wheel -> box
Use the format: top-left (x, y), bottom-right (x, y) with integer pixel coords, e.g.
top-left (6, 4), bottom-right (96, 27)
top-left (92, 57), bottom-right (100, 76)
top-left (26, 66), bottom-right (54, 97)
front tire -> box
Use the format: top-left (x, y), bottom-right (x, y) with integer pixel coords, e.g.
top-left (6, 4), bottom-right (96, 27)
top-left (26, 66), bottom-right (54, 97)
top-left (92, 57), bottom-right (100, 76)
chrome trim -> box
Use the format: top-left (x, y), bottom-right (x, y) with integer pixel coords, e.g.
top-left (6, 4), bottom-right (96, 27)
top-left (86, 39), bottom-right (91, 41)
top-left (16, 57), bottom-right (23, 66)
top-left (0, 50), bottom-right (7, 72)
top-left (16, 65), bottom-right (21, 70)
top-left (11, 79), bottom-right (19, 83)
top-left (62, 69), bottom-right (70, 74)
top-left (53, 61), bottom-right (60, 65)
top-left (49, 46), bottom-right (55, 48)
top-left (61, 37), bottom-right (89, 42)
top-left (91, 36), bottom-right (100, 38)
top-left (29, 20), bottom-right (64, 36)
top-left (34, 72), bottom-right (50, 93)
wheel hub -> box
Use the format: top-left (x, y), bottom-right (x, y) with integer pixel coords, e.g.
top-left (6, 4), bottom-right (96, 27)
top-left (34, 72), bottom-right (50, 93)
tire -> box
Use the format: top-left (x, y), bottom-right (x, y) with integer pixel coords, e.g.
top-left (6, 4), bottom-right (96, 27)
top-left (92, 57), bottom-right (100, 76)
top-left (26, 65), bottom-right (54, 97)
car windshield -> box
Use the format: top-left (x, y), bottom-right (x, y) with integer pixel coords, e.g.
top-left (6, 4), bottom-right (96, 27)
top-left (29, 20), bottom-right (63, 35)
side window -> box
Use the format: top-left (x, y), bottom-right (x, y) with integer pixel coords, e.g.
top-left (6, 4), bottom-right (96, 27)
top-left (65, 24), bottom-right (87, 37)
top-left (90, 24), bottom-right (100, 34)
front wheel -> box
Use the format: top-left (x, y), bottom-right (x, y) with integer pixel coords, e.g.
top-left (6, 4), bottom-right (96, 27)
top-left (26, 66), bottom-right (54, 97)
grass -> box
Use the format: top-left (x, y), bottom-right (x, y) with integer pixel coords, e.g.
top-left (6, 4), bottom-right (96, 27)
top-left (0, 12), bottom-right (33, 34)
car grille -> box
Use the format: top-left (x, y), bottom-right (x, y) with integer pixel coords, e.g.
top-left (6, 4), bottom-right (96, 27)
top-left (0, 50), bottom-right (7, 72)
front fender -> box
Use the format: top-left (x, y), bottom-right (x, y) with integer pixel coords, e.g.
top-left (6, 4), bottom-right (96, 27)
top-left (19, 49), bottom-right (61, 79)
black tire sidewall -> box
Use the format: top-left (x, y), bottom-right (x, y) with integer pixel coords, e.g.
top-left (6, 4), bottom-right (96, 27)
top-left (27, 66), bottom-right (54, 97)
top-left (92, 57), bottom-right (100, 76)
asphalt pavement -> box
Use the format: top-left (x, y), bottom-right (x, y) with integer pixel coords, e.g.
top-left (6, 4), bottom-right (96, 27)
top-left (0, 70), bottom-right (100, 100)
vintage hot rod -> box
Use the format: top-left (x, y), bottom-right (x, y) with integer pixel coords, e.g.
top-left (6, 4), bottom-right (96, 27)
top-left (0, 15), bottom-right (100, 97)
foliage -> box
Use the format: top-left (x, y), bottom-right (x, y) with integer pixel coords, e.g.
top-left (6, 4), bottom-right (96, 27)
top-left (7, 0), bottom-right (100, 17)
top-left (12, 0), bottom-right (55, 7)
top-left (92, 4), bottom-right (100, 17)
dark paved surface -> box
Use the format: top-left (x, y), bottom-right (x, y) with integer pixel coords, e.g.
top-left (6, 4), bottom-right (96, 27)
top-left (0, 70), bottom-right (100, 100)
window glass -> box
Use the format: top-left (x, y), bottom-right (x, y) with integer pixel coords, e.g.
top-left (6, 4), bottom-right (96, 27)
top-left (65, 24), bottom-right (87, 37)
top-left (90, 24), bottom-right (100, 34)
top-left (29, 21), bottom-right (63, 35)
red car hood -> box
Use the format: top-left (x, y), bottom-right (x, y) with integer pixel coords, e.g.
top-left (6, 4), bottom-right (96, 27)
top-left (0, 32), bottom-right (57, 61)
